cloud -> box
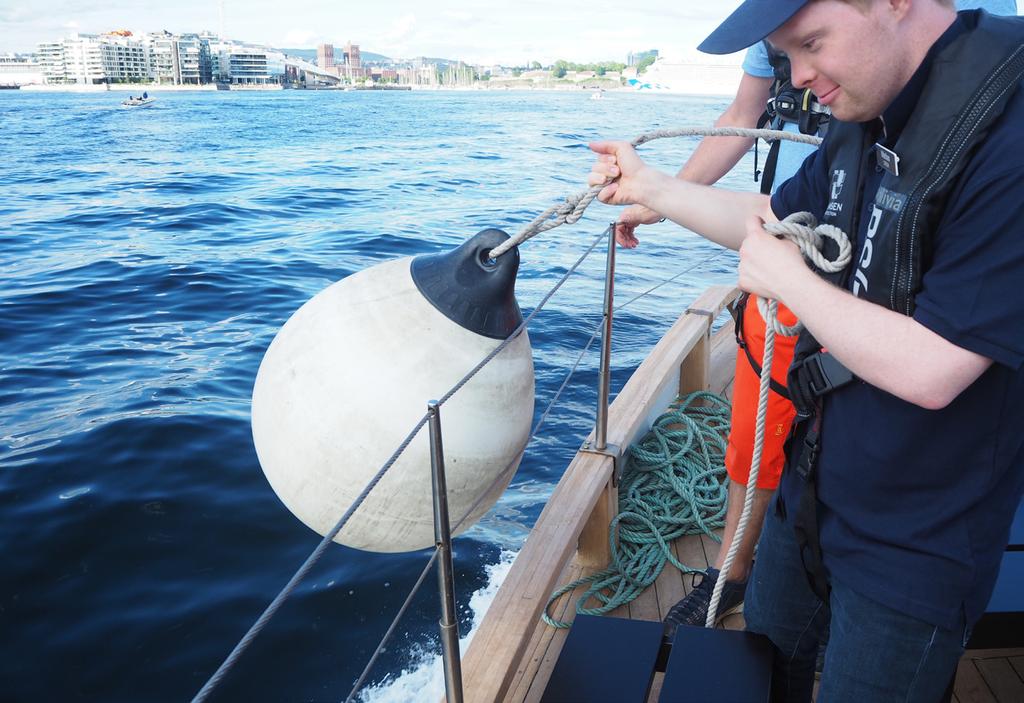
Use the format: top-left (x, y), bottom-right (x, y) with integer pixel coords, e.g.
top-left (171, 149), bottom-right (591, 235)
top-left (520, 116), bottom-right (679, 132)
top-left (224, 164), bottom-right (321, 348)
top-left (442, 10), bottom-right (474, 23)
top-left (0, 7), bottom-right (34, 23)
top-left (374, 13), bottom-right (417, 56)
top-left (385, 14), bottom-right (416, 42)
top-left (62, 20), bottom-right (80, 29)
top-left (282, 29), bottom-right (320, 47)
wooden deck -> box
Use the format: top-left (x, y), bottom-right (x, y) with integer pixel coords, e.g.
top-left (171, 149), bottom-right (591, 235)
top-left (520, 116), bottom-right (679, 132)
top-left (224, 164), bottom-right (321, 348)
top-left (525, 528), bottom-right (1024, 702)
top-left (459, 286), bottom-right (1024, 702)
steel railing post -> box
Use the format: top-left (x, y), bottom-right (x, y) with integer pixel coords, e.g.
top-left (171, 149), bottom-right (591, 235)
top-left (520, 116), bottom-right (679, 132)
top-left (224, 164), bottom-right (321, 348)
top-left (427, 401), bottom-right (463, 703)
top-left (595, 225), bottom-right (616, 450)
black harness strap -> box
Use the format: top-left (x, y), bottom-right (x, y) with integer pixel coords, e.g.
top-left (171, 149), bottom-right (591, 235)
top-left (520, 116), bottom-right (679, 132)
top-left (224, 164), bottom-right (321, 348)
top-left (730, 293), bottom-right (791, 400)
top-left (788, 349), bottom-right (855, 419)
top-left (785, 352), bottom-right (855, 602)
top-left (753, 42), bottom-right (830, 195)
top-left (759, 141), bottom-right (782, 196)
top-left (790, 414), bottom-right (831, 601)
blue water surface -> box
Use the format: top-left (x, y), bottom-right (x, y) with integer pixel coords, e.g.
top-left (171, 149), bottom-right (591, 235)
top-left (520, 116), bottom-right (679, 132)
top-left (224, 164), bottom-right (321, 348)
top-left (0, 88), bottom-right (754, 702)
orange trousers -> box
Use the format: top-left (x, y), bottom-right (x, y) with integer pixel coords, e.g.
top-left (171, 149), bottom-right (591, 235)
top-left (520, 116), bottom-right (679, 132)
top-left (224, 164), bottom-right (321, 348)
top-left (725, 295), bottom-right (799, 490)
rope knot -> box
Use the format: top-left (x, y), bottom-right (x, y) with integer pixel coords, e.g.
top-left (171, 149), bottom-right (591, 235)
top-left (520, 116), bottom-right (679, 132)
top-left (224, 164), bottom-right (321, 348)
top-left (765, 211), bottom-right (852, 273)
top-left (756, 211), bottom-right (852, 336)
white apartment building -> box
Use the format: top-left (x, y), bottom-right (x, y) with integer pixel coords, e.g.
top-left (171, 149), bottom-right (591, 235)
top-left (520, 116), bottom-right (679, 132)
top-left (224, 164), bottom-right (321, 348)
top-left (100, 35), bottom-right (147, 83)
top-left (142, 31), bottom-right (210, 84)
top-left (208, 40), bottom-right (285, 85)
top-left (145, 32), bottom-right (176, 83)
top-left (32, 32), bottom-right (331, 87)
top-left (0, 55), bottom-right (43, 86)
top-left (35, 42), bottom-right (66, 82)
top-left (63, 34), bottom-right (107, 84)
top-left (35, 31), bottom-right (212, 85)
top-left (36, 33), bottom-right (147, 84)
top-left (175, 34), bottom-right (209, 84)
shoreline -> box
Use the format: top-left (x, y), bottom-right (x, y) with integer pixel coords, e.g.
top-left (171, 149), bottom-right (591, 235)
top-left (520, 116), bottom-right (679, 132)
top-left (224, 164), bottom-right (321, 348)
top-left (13, 68), bottom-right (741, 97)
top-left (13, 83), bottom-right (738, 96)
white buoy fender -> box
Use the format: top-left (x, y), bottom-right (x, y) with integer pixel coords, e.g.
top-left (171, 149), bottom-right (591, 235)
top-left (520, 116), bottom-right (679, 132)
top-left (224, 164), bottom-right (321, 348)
top-left (251, 229), bottom-right (534, 553)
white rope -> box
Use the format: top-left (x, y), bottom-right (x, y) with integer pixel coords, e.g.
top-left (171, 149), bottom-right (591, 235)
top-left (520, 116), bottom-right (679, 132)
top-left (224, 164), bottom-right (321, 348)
top-left (705, 211), bottom-right (850, 628)
top-left (487, 127), bottom-right (824, 261)
top-left (755, 212), bottom-right (853, 336)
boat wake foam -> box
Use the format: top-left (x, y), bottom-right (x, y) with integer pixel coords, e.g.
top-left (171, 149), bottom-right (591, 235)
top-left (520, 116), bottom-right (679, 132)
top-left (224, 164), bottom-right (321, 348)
top-left (358, 550), bottom-right (517, 702)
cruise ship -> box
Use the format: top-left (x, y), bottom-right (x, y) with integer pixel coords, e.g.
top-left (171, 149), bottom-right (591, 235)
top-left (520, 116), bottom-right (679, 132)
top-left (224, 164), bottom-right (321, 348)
top-left (0, 55), bottom-right (42, 87)
top-left (629, 56), bottom-right (743, 96)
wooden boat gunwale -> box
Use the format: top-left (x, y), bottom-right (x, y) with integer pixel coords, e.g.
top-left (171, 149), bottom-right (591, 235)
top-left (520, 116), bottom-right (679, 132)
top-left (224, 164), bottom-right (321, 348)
top-left (458, 282), bottom-right (1024, 703)
top-left (459, 284), bottom-right (742, 702)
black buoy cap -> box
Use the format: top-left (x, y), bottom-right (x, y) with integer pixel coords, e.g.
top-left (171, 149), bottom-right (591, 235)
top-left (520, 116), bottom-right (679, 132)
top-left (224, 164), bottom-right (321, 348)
top-left (410, 228), bottom-right (523, 340)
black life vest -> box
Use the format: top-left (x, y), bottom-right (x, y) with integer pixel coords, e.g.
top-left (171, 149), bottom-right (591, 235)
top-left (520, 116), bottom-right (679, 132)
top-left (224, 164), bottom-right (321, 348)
top-left (756, 42), bottom-right (831, 194)
top-left (794, 11), bottom-right (1024, 373)
top-left (783, 10), bottom-right (1024, 601)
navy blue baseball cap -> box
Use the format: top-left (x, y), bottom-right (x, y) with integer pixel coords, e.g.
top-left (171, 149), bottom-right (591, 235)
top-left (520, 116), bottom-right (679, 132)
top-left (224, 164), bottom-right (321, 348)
top-left (699, 0), bottom-right (811, 55)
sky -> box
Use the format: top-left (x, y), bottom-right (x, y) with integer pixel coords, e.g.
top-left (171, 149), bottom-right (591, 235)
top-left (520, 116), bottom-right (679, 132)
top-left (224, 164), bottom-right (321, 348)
top-left (0, 0), bottom-right (748, 65)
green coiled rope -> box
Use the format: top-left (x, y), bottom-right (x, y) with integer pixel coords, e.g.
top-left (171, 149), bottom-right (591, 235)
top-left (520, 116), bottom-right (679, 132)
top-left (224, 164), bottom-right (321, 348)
top-left (542, 390), bottom-right (731, 628)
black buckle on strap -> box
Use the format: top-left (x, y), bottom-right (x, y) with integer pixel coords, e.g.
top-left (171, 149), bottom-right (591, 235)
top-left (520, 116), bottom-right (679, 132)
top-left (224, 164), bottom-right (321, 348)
top-left (801, 351), bottom-right (855, 397)
top-left (807, 352), bottom-right (853, 396)
top-left (795, 424), bottom-right (820, 482)
top-left (789, 350), bottom-right (855, 420)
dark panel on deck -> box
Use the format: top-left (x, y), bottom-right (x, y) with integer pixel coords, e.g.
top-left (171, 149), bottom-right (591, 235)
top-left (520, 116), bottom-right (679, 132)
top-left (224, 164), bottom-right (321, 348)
top-left (970, 552), bottom-right (1024, 650)
top-left (542, 615), bottom-right (664, 703)
top-left (661, 625), bottom-right (773, 703)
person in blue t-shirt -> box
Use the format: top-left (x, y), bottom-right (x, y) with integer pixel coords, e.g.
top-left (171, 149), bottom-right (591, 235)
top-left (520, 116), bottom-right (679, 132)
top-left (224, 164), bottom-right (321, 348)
top-left (589, 1), bottom-right (1024, 700)
top-left (617, 0), bottom-right (1018, 636)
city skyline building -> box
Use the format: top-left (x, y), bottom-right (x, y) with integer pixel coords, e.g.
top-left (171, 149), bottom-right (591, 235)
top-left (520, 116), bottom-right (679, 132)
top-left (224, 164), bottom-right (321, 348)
top-left (316, 41), bottom-right (369, 81)
top-left (316, 43), bottom-right (333, 69)
top-left (31, 31), bottom-right (334, 87)
top-left (101, 34), bottom-right (147, 83)
top-left (61, 34), bottom-right (106, 84)
top-left (19, 26), bottom-right (670, 90)
top-left (343, 41), bottom-right (360, 69)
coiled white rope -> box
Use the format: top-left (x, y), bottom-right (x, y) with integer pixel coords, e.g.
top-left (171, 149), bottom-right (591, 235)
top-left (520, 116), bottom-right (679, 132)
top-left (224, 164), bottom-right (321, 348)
top-left (755, 212), bottom-right (853, 336)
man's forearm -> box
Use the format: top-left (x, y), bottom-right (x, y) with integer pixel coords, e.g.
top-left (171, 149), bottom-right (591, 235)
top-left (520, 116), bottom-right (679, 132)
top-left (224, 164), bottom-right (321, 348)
top-left (677, 136), bottom-right (756, 186)
top-left (677, 73), bottom-right (770, 186)
top-left (641, 171), bottom-right (772, 251)
top-left (777, 268), bottom-right (991, 409)
top-left (648, 71), bottom-right (771, 249)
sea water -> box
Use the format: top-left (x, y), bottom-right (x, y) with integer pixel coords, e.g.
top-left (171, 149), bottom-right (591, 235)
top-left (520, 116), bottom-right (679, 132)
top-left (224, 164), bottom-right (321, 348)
top-left (0, 89), bottom-right (755, 702)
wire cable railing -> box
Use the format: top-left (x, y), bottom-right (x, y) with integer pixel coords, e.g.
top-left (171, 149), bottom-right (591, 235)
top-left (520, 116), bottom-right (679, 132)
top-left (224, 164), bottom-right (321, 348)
top-left (343, 550), bottom-right (440, 703)
top-left (193, 223), bottom-right (729, 703)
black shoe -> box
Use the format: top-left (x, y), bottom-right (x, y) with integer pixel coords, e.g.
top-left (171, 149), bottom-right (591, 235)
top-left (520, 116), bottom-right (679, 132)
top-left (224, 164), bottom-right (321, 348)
top-left (663, 568), bottom-right (747, 640)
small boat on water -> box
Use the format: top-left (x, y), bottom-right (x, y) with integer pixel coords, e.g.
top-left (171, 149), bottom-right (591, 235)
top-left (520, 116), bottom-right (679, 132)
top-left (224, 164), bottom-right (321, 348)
top-left (122, 96), bottom-right (155, 107)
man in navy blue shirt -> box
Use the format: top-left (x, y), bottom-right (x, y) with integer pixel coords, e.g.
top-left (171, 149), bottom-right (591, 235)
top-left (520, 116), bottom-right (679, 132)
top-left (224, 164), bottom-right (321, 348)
top-left (588, 0), bottom-right (1024, 700)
